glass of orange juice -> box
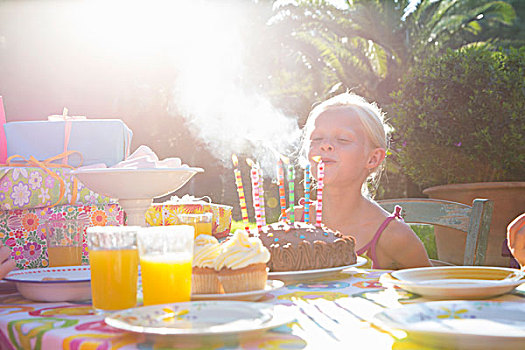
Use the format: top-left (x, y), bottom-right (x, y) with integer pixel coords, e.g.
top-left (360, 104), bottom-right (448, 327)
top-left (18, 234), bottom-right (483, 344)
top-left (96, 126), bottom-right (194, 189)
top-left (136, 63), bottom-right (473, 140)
top-left (137, 225), bottom-right (194, 306)
top-left (86, 226), bottom-right (139, 313)
top-left (177, 213), bottom-right (213, 238)
top-left (45, 219), bottom-right (84, 267)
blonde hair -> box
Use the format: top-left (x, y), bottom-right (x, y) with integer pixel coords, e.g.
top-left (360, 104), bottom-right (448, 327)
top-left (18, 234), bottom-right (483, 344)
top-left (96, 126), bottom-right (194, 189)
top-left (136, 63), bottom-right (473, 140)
top-left (300, 93), bottom-right (391, 197)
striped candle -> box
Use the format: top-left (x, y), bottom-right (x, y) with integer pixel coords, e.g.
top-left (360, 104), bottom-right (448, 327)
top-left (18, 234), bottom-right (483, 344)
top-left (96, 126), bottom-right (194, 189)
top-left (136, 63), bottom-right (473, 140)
top-left (278, 160), bottom-right (287, 220)
top-left (304, 164), bottom-right (311, 223)
top-left (258, 166), bottom-right (266, 225)
top-left (232, 155), bottom-right (250, 231)
top-left (247, 159), bottom-right (262, 233)
top-left (315, 160), bottom-right (325, 227)
top-left (288, 164), bottom-right (295, 223)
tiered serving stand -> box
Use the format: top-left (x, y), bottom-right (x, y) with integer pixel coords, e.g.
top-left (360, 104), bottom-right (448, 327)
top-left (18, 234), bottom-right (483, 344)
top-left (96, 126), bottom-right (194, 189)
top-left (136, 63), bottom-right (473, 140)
top-left (70, 167), bottom-right (203, 226)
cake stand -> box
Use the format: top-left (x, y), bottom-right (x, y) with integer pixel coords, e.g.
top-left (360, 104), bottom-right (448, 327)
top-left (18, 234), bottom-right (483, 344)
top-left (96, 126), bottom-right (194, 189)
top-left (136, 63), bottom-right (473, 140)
top-left (70, 167), bottom-right (203, 226)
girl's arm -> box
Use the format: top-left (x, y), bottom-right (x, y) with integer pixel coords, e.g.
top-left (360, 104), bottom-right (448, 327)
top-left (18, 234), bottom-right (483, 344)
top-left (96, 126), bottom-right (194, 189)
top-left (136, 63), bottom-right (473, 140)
top-left (0, 242), bottom-right (16, 279)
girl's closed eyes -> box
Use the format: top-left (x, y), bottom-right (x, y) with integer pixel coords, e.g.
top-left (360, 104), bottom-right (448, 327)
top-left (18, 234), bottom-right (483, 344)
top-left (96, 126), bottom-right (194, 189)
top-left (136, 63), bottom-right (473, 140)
top-left (336, 133), bottom-right (353, 143)
top-left (310, 130), bottom-right (355, 144)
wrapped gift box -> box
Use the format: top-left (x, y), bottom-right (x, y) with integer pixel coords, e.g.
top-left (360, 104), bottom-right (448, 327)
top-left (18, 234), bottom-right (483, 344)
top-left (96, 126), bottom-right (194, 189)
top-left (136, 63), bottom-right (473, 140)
top-left (4, 119), bottom-right (132, 167)
top-left (0, 166), bottom-right (113, 210)
top-left (0, 203), bottom-right (124, 269)
top-left (145, 196), bottom-right (232, 239)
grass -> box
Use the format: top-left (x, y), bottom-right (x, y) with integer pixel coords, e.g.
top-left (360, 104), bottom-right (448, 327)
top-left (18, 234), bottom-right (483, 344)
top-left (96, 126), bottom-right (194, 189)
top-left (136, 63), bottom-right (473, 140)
top-left (231, 220), bottom-right (438, 260)
top-left (411, 224), bottom-right (437, 259)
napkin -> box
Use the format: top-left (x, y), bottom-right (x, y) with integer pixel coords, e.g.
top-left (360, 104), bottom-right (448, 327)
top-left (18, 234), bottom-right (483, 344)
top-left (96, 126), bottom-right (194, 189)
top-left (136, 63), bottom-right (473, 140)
top-left (77, 145), bottom-right (189, 170)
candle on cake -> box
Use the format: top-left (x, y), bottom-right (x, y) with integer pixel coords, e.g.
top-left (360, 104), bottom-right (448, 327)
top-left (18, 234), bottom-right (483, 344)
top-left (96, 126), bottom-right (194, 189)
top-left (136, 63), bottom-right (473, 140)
top-left (258, 166), bottom-right (266, 225)
top-left (313, 156), bottom-right (324, 227)
top-left (247, 158), bottom-right (262, 233)
top-left (232, 154), bottom-right (250, 231)
top-left (304, 163), bottom-right (311, 223)
top-left (288, 163), bottom-right (295, 223)
top-left (277, 159), bottom-right (287, 220)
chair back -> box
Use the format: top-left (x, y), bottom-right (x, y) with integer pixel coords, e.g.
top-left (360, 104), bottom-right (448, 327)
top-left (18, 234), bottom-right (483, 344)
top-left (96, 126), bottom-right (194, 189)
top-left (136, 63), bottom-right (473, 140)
top-left (377, 198), bottom-right (494, 266)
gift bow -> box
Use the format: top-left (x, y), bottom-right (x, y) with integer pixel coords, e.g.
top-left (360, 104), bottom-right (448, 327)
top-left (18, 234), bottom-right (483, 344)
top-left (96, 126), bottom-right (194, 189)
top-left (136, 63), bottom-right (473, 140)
top-left (5, 151), bottom-right (83, 207)
top-left (47, 108), bottom-right (86, 165)
top-left (47, 108), bottom-right (86, 122)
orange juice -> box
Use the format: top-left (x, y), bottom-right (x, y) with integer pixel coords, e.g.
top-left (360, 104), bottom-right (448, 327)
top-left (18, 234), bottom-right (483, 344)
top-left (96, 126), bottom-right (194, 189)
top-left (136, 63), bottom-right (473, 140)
top-left (192, 222), bottom-right (212, 238)
top-left (47, 246), bottom-right (82, 267)
top-left (89, 249), bottom-right (139, 311)
top-left (140, 252), bottom-right (192, 306)
top-left (177, 213), bottom-right (213, 238)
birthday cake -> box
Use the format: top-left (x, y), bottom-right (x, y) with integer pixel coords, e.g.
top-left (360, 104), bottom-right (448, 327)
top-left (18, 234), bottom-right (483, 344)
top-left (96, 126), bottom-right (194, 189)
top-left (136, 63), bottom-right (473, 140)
top-left (257, 221), bottom-right (357, 272)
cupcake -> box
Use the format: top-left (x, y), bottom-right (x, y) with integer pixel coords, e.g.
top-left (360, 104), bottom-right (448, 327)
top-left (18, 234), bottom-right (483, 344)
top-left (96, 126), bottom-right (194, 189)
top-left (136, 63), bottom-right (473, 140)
top-left (215, 230), bottom-right (270, 293)
top-left (192, 234), bottom-right (223, 294)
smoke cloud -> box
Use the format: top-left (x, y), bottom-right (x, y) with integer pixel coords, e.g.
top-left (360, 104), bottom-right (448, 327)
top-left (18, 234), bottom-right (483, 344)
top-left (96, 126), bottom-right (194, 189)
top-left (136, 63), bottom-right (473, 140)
top-left (169, 1), bottom-right (302, 177)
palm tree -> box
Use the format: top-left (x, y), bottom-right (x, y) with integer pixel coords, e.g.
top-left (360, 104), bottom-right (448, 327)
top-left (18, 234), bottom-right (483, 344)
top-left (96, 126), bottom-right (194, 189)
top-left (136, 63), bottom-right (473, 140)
top-left (472, 0), bottom-right (525, 47)
top-left (269, 0), bottom-right (516, 103)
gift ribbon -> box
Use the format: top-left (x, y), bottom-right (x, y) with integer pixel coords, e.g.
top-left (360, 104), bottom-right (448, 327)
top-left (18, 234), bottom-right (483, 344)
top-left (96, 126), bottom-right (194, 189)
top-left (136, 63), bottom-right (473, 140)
top-left (4, 151), bottom-right (84, 207)
top-left (48, 108), bottom-right (86, 165)
top-left (48, 109), bottom-right (131, 164)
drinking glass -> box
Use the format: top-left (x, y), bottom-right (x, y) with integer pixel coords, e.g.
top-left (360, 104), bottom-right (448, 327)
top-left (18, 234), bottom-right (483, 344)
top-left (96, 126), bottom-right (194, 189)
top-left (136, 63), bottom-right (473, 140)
top-left (137, 225), bottom-right (194, 306)
top-left (46, 219), bottom-right (84, 267)
top-left (177, 212), bottom-right (213, 238)
top-left (86, 226), bottom-right (139, 313)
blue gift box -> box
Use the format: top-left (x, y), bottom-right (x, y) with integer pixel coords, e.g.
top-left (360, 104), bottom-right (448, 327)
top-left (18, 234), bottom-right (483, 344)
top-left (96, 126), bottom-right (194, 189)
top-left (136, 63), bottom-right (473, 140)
top-left (4, 119), bottom-right (132, 167)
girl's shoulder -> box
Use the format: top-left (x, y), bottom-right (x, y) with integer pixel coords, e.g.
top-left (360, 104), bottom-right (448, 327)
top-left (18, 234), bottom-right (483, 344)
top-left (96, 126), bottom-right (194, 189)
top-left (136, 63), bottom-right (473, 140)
top-left (376, 212), bottom-right (426, 258)
top-left (363, 199), bottom-right (393, 224)
top-left (367, 201), bottom-right (415, 241)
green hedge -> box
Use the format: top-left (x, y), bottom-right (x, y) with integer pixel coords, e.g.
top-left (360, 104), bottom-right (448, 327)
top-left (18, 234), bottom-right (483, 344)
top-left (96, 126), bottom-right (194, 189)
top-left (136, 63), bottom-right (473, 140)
top-left (389, 46), bottom-right (525, 188)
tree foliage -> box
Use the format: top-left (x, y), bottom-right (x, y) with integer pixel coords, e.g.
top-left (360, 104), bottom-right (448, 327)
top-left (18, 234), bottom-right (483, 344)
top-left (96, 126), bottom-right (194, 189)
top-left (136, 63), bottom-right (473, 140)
top-left (269, 0), bottom-right (516, 103)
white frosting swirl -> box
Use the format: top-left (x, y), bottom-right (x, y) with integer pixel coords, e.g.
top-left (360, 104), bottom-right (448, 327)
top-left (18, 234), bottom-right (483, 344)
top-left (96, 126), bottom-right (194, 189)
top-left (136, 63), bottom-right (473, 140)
top-left (214, 230), bottom-right (270, 270)
top-left (193, 234), bottom-right (221, 268)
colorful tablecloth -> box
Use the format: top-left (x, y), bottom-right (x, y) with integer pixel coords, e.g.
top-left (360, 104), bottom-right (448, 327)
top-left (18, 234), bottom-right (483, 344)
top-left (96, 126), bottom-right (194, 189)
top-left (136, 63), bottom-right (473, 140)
top-left (0, 269), bottom-right (524, 350)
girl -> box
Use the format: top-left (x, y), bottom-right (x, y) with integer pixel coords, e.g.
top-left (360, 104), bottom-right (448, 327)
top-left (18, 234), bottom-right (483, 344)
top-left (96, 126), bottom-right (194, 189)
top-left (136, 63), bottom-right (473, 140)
top-left (294, 93), bottom-right (431, 270)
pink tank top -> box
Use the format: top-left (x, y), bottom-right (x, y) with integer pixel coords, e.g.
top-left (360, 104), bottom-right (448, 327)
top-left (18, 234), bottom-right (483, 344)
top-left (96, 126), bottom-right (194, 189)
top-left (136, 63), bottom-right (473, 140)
top-left (355, 205), bottom-right (403, 269)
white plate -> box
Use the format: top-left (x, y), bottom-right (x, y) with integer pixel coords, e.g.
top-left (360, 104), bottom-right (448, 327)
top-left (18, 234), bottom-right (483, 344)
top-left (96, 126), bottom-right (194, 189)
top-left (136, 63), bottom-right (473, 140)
top-left (373, 301), bottom-right (525, 349)
top-left (268, 256), bottom-right (367, 282)
top-left (191, 280), bottom-right (284, 302)
top-left (70, 167), bottom-right (203, 199)
top-left (105, 301), bottom-right (296, 340)
top-left (380, 266), bottom-right (525, 299)
top-left (4, 266), bottom-right (91, 302)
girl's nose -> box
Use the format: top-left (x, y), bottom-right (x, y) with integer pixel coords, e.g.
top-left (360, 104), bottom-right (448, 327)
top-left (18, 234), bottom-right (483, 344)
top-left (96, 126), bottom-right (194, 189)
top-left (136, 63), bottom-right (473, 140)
top-left (320, 141), bottom-right (334, 152)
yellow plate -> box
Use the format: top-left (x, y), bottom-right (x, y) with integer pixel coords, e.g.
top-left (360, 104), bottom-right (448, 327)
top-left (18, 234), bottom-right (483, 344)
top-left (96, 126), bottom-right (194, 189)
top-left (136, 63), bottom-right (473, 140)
top-left (380, 266), bottom-right (525, 299)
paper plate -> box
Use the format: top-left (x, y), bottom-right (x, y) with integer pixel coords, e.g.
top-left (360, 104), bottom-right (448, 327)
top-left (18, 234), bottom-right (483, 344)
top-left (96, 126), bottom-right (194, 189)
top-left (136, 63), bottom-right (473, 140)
top-left (105, 301), bottom-right (296, 340)
top-left (373, 300), bottom-right (525, 349)
top-left (380, 266), bottom-right (525, 299)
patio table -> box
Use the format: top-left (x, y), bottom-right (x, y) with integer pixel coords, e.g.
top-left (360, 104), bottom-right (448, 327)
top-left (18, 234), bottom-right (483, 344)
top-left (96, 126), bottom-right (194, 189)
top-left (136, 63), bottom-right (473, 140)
top-left (0, 268), bottom-right (523, 349)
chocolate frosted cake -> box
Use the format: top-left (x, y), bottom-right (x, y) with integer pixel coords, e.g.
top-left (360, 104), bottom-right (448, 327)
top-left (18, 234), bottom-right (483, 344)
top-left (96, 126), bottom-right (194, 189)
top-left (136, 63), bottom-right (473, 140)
top-left (257, 221), bottom-right (357, 272)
